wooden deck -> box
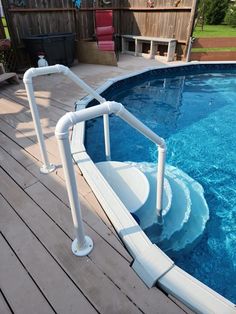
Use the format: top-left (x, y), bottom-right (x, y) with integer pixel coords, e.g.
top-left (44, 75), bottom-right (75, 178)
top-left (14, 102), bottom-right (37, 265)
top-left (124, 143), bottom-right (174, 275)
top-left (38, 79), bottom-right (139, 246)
top-left (0, 56), bottom-right (191, 314)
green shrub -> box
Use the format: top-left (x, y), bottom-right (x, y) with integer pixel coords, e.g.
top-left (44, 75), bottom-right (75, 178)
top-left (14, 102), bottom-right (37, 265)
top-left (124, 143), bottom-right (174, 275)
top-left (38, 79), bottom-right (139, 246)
top-left (205, 0), bottom-right (229, 25)
top-left (225, 5), bottom-right (236, 27)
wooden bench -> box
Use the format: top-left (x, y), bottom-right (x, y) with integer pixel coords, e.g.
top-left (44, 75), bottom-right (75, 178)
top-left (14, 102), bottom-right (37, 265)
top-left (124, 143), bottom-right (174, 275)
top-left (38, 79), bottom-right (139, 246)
top-left (121, 35), bottom-right (176, 62)
top-left (0, 63), bottom-right (19, 84)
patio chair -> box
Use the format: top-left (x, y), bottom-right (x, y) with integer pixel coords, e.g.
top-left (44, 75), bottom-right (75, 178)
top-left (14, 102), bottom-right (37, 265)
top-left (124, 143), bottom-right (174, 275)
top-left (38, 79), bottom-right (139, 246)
top-left (95, 10), bottom-right (118, 57)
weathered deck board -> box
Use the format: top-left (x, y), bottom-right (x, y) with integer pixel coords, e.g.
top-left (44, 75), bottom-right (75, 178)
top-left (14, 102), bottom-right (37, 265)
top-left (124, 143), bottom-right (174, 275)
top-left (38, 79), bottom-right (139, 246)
top-left (0, 83), bottom-right (71, 121)
top-left (0, 290), bottom-right (12, 314)
top-left (0, 146), bottom-right (38, 189)
top-left (0, 117), bottom-right (41, 156)
top-left (0, 127), bottom-right (35, 168)
top-left (0, 118), bottom-right (58, 165)
top-left (0, 233), bottom-right (55, 314)
top-left (0, 102), bottom-right (58, 157)
top-left (0, 195), bottom-right (97, 314)
top-left (0, 97), bottom-right (57, 141)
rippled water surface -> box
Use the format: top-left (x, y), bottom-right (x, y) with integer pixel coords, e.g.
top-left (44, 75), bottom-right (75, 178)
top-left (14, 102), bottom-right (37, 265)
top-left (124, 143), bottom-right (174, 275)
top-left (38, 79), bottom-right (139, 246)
top-left (85, 69), bottom-right (236, 302)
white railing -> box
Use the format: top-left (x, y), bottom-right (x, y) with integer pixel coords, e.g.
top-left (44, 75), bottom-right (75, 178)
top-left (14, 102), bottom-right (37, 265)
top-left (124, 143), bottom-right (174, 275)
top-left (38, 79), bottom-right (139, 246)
top-left (23, 64), bottom-right (111, 173)
top-left (23, 65), bottom-right (166, 256)
top-left (55, 101), bottom-right (166, 255)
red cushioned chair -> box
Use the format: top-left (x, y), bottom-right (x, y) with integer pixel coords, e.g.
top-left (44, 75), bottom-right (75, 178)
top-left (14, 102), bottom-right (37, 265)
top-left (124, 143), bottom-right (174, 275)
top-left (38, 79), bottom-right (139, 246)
top-left (95, 10), bottom-right (116, 54)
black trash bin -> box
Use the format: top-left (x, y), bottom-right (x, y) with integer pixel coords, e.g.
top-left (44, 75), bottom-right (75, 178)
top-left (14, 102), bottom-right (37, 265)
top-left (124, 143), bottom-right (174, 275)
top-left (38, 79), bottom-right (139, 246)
top-left (23, 32), bottom-right (75, 67)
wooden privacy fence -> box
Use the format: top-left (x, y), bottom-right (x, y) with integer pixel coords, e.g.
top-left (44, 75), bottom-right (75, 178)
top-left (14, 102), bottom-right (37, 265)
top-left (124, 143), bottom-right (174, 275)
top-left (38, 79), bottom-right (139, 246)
top-left (1, 0), bottom-right (197, 69)
top-left (190, 37), bottom-right (236, 61)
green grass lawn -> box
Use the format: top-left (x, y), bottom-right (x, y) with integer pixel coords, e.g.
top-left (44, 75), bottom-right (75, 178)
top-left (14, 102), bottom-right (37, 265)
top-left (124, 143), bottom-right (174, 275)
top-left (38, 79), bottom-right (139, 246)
top-left (193, 24), bottom-right (236, 38)
top-left (192, 47), bottom-right (236, 52)
top-left (1, 17), bottom-right (10, 38)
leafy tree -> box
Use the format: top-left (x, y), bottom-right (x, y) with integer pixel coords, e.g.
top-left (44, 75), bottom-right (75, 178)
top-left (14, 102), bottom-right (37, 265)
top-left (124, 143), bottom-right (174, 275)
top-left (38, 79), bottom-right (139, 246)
top-left (205, 0), bottom-right (229, 25)
top-left (225, 5), bottom-right (236, 27)
top-left (197, 0), bottom-right (207, 30)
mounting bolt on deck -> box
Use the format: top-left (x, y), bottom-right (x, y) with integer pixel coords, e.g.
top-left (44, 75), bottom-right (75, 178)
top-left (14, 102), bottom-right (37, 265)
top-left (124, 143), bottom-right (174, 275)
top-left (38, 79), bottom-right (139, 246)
top-left (72, 236), bottom-right (93, 257)
top-left (40, 163), bottom-right (56, 174)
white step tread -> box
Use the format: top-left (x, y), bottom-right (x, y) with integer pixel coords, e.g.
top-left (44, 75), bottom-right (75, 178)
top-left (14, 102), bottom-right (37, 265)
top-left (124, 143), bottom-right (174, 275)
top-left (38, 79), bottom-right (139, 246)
top-left (162, 165), bottom-right (209, 252)
top-left (127, 162), bottom-right (172, 229)
top-left (96, 161), bottom-right (150, 213)
top-left (131, 162), bottom-right (191, 242)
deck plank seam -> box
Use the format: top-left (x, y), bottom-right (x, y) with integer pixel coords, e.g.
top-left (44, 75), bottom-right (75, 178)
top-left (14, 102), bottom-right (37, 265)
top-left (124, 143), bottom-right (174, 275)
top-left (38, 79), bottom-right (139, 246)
top-left (76, 185), bottom-right (124, 233)
top-left (0, 127), bottom-right (40, 162)
top-left (89, 257), bottom-right (145, 314)
top-left (0, 122), bottom-right (57, 164)
top-left (0, 168), bottom-right (72, 241)
top-left (0, 147), bottom-right (39, 190)
top-left (0, 90), bottom-right (70, 121)
top-left (0, 192), bottom-right (100, 314)
top-left (0, 88), bottom-right (70, 112)
top-left (0, 288), bottom-right (14, 314)
top-left (0, 232), bottom-right (57, 314)
top-left (0, 112), bottom-right (56, 142)
top-left (42, 96), bottom-right (75, 110)
top-left (0, 98), bottom-right (61, 127)
top-left (82, 213), bottom-right (131, 263)
top-left (0, 116), bottom-right (53, 147)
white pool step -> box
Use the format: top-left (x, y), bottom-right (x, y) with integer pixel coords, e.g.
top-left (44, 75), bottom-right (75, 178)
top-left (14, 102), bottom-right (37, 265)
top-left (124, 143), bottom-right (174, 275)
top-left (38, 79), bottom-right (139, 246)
top-left (126, 161), bottom-right (172, 229)
top-left (160, 165), bottom-right (210, 253)
top-left (96, 161), bottom-right (150, 213)
top-left (96, 160), bottom-right (209, 253)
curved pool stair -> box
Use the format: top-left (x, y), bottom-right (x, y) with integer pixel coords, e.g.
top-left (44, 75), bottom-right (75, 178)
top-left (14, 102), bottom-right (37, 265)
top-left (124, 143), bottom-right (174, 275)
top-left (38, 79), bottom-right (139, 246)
top-left (160, 165), bottom-right (210, 253)
top-left (96, 161), bottom-right (209, 253)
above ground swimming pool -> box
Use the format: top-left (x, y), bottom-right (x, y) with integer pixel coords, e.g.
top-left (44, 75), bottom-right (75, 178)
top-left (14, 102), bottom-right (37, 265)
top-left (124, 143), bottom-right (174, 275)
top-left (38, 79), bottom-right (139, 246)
top-left (85, 63), bottom-right (236, 303)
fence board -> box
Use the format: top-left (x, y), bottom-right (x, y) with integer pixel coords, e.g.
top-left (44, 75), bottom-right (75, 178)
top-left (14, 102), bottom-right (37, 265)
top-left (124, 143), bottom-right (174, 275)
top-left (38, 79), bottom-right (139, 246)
top-left (2, 0), bottom-right (195, 67)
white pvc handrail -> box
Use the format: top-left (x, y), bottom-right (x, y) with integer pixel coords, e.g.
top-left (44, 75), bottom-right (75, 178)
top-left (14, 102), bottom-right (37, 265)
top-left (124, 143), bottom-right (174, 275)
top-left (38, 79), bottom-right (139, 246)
top-left (55, 101), bottom-right (166, 255)
top-left (23, 65), bottom-right (166, 256)
top-left (23, 64), bottom-right (110, 173)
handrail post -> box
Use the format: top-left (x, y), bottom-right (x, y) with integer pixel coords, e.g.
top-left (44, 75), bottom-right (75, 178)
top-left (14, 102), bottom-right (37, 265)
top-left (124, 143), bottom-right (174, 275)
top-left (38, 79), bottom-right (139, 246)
top-left (23, 64), bottom-right (106, 174)
top-left (56, 127), bottom-right (93, 256)
top-left (156, 145), bottom-right (166, 224)
top-left (103, 113), bottom-right (111, 160)
top-left (24, 80), bottom-right (56, 174)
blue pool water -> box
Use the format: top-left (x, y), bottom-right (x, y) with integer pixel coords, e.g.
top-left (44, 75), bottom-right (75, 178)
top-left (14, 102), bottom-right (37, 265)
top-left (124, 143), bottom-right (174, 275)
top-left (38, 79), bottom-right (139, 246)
top-left (85, 66), bottom-right (236, 303)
